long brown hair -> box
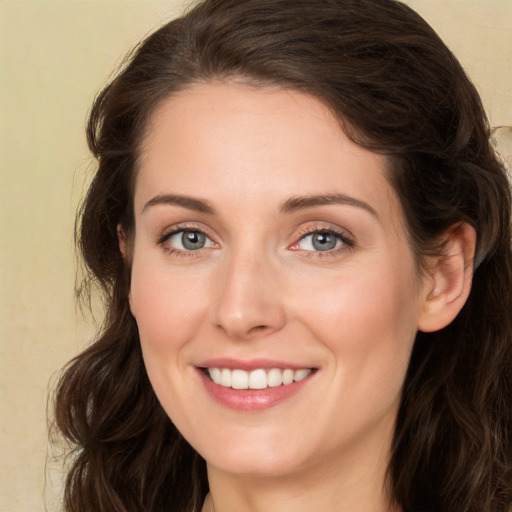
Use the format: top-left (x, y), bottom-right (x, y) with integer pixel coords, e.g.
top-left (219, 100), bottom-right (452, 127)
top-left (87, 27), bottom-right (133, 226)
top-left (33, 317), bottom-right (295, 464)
top-left (53, 1), bottom-right (512, 510)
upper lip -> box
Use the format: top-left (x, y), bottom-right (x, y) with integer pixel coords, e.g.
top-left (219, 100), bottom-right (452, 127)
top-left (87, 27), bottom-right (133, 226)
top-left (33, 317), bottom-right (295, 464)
top-left (196, 358), bottom-right (315, 371)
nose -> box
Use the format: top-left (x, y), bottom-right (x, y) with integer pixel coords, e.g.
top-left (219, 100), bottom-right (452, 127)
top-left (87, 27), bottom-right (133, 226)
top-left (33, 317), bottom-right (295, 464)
top-left (210, 250), bottom-right (287, 341)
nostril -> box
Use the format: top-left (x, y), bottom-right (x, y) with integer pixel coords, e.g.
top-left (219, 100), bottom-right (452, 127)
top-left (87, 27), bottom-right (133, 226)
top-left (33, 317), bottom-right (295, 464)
top-left (250, 325), bottom-right (269, 333)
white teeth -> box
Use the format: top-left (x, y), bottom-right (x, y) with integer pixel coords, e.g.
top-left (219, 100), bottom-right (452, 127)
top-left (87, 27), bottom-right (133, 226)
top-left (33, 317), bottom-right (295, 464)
top-left (221, 368), bottom-right (231, 387)
top-left (282, 368), bottom-right (294, 385)
top-left (231, 369), bottom-right (248, 389)
top-left (206, 367), bottom-right (313, 389)
top-left (248, 369), bottom-right (267, 389)
top-left (267, 368), bottom-right (283, 387)
top-left (209, 367), bottom-right (221, 384)
top-left (293, 369), bottom-right (311, 382)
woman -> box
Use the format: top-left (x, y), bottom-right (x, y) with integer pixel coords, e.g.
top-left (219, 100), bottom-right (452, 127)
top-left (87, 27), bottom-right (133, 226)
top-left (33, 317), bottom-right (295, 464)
top-left (54, 0), bottom-right (512, 511)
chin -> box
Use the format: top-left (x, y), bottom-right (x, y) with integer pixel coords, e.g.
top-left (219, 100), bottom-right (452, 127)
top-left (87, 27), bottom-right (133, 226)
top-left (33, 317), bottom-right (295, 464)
top-left (195, 432), bottom-right (317, 478)
top-left (207, 452), bottom-right (306, 478)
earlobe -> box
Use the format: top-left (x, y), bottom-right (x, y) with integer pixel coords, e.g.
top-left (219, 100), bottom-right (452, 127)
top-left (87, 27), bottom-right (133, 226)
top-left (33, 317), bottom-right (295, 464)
top-left (418, 223), bottom-right (476, 333)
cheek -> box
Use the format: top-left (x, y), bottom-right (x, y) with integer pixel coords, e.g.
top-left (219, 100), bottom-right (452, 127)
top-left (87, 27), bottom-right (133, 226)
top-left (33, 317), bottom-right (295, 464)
top-left (290, 263), bottom-right (420, 445)
top-left (292, 257), bottom-right (420, 392)
top-left (298, 261), bottom-right (417, 334)
top-left (129, 259), bottom-right (210, 422)
top-left (129, 256), bottom-right (210, 359)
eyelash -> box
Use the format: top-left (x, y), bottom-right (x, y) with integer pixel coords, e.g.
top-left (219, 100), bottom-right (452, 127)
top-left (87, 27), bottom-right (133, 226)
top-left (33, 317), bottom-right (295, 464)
top-left (291, 225), bottom-right (355, 258)
top-left (157, 224), bottom-right (354, 258)
top-left (157, 224), bottom-right (214, 257)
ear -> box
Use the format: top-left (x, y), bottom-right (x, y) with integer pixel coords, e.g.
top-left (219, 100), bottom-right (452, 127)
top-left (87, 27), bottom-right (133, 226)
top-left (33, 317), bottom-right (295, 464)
top-left (418, 222), bottom-right (476, 333)
top-left (118, 224), bottom-right (127, 255)
top-left (117, 224), bottom-right (136, 317)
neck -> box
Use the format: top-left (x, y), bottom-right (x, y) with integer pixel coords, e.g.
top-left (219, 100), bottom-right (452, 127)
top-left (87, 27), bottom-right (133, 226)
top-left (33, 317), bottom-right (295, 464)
top-left (202, 439), bottom-right (401, 512)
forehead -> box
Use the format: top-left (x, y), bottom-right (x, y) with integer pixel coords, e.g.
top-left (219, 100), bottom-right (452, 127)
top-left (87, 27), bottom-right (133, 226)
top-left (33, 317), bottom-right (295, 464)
top-left (136, 82), bottom-right (401, 225)
top-left (140, 81), bottom-right (344, 163)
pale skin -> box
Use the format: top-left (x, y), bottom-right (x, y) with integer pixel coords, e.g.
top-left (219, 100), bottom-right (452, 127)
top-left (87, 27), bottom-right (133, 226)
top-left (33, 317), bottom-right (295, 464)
top-left (120, 82), bottom-right (476, 512)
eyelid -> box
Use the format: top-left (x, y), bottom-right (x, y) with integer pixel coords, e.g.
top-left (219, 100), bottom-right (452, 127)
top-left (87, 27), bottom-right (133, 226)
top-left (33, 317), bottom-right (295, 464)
top-left (157, 220), bottom-right (212, 239)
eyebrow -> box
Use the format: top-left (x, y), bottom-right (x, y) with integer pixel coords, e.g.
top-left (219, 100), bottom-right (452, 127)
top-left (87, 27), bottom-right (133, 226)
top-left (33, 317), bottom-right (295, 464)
top-left (280, 193), bottom-right (378, 217)
top-left (142, 194), bottom-right (215, 215)
top-left (141, 192), bottom-right (377, 217)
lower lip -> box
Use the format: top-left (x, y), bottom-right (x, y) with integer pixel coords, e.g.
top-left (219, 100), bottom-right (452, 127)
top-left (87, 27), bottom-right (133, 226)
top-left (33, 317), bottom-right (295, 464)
top-left (197, 369), bottom-right (314, 411)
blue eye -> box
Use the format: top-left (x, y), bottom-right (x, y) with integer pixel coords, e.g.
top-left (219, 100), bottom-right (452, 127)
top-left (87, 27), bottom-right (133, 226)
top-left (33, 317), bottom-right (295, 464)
top-left (298, 231), bottom-right (344, 252)
top-left (166, 230), bottom-right (214, 251)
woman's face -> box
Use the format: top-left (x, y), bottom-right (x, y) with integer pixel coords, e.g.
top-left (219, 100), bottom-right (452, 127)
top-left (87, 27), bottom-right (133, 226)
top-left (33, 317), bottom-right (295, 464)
top-left (129, 82), bottom-right (430, 478)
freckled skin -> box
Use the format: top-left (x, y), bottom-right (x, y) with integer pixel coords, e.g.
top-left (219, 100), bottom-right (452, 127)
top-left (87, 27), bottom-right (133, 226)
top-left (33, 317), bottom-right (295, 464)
top-left (128, 82), bottom-right (432, 511)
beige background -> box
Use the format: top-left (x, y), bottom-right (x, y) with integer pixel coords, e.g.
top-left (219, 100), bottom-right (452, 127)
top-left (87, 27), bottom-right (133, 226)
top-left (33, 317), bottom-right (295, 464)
top-left (0, 1), bottom-right (511, 510)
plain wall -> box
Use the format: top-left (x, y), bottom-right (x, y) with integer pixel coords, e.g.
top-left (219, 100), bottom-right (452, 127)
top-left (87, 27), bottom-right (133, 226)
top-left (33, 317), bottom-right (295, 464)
top-left (0, 1), bottom-right (510, 510)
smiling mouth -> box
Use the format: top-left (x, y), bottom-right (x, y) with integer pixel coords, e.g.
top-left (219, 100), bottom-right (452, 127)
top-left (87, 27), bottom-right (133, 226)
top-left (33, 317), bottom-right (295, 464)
top-left (201, 367), bottom-right (315, 390)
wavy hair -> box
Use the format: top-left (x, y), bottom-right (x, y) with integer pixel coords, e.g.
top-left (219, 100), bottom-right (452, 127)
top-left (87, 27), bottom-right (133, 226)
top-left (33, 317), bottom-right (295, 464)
top-left (53, 0), bottom-right (512, 510)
